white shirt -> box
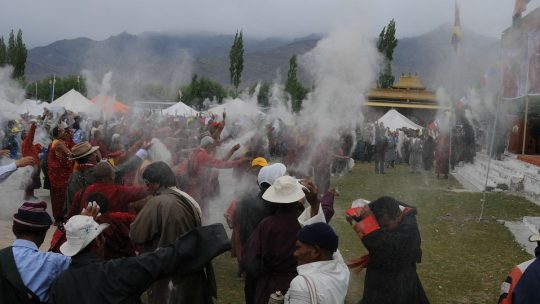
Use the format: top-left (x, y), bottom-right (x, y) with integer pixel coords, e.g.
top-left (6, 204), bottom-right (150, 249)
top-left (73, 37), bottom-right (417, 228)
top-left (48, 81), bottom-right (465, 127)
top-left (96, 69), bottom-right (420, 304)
top-left (284, 206), bottom-right (350, 303)
top-left (0, 162), bottom-right (17, 183)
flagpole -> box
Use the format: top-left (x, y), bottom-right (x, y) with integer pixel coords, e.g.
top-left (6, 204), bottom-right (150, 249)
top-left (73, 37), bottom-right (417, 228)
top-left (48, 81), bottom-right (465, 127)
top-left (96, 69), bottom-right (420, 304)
top-left (479, 95), bottom-right (501, 221)
top-left (522, 95), bottom-right (529, 154)
top-left (449, 0), bottom-right (460, 187)
top-left (51, 74), bottom-right (56, 103)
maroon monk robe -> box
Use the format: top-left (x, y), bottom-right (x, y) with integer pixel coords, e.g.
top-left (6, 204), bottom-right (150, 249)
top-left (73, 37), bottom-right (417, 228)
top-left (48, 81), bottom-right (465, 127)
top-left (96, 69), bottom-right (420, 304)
top-left (241, 204), bottom-right (302, 304)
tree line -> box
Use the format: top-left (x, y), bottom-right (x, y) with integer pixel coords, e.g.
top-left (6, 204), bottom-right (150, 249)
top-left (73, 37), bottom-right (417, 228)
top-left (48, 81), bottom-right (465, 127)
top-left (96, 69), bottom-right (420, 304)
top-left (0, 29), bottom-right (27, 80)
top-left (11, 22), bottom-right (397, 111)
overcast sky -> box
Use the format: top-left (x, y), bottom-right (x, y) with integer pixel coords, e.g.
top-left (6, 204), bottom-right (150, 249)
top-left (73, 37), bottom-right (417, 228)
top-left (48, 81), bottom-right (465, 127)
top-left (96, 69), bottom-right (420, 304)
top-left (1, 0), bottom-right (539, 48)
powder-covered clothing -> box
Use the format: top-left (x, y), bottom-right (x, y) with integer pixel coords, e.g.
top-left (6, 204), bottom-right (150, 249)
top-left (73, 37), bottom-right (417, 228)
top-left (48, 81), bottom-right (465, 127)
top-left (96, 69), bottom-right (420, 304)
top-left (130, 187), bottom-right (216, 304)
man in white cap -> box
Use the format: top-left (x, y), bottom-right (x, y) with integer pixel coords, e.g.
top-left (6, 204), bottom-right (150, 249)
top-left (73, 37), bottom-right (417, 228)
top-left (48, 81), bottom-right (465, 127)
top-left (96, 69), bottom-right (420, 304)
top-left (48, 205), bottom-right (231, 304)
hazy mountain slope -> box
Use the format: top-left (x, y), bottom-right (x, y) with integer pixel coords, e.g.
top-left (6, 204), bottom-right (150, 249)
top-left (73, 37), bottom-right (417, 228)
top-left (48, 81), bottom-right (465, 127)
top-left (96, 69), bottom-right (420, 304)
top-left (25, 25), bottom-right (499, 98)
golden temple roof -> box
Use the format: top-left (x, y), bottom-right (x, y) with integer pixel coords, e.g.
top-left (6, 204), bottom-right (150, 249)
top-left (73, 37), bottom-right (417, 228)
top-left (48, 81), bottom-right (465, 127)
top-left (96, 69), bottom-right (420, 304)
top-left (367, 74), bottom-right (437, 106)
top-left (368, 88), bottom-right (436, 102)
top-left (392, 74), bottom-right (426, 90)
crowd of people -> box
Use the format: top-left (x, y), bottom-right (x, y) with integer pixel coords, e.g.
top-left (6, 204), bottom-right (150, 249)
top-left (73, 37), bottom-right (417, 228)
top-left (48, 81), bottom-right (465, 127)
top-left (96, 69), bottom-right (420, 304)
top-left (0, 105), bottom-right (461, 304)
top-left (1, 103), bottom-right (539, 303)
top-left (353, 120), bottom-right (476, 178)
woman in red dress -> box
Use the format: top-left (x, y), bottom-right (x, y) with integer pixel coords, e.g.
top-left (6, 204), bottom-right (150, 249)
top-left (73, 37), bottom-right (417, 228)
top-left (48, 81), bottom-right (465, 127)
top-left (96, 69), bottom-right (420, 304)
top-left (47, 124), bottom-right (74, 224)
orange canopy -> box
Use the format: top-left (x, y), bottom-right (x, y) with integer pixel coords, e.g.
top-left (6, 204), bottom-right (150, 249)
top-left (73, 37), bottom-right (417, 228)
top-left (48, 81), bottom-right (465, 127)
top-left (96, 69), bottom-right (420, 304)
top-left (91, 96), bottom-right (129, 113)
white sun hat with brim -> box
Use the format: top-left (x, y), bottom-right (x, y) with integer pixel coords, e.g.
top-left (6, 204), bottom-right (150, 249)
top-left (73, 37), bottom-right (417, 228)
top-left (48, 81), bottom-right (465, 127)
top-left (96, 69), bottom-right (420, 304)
top-left (60, 215), bottom-right (109, 257)
top-left (262, 175), bottom-right (306, 204)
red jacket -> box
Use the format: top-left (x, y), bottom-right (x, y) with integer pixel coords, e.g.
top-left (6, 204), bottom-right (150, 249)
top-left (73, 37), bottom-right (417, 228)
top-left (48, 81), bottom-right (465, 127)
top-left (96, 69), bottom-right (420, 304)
top-left (68, 182), bottom-right (148, 217)
top-left (21, 124), bottom-right (40, 166)
top-left (188, 148), bottom-right (241, 176)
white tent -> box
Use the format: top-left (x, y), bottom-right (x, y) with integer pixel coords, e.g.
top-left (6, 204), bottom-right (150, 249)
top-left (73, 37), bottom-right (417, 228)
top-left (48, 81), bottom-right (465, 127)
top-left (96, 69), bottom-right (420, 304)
top-left (163, 101), bottom-right (198, 116)
top-left (376, 109), bottom-right (422, 130)
top-left (51, 89), bottom-right (97, 115)
top-left (207, 98), bottom-right (263, 117)
top-left (17, 99), bottom-right (46, 116)
top-left (0, 99), bottom-right (19, 116)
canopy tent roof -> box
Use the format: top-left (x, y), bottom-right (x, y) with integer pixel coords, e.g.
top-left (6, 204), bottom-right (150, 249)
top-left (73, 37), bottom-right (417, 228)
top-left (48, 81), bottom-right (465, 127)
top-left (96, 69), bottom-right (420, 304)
top-left (163, 101), bottom-right (198, 116)
top-left (207, 98), bottom-right (263, 117)
top-left (51, 89), bottom-right (97, 114)
top-left (17, 99), bottom-right (46, 116)
top-left (91, 96), bottom-right (129, 113)
top-left (0, 100), bottom-right (18, 113)
top-left (376, 109), bottom-right (423, 130)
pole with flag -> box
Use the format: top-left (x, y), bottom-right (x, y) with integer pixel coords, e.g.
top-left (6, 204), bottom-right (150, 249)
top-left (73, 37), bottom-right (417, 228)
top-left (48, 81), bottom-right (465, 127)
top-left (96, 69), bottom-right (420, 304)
top-left (50, 74), bottom-right (56, 103)
top-left (451, 1), bottom-right (462, 53)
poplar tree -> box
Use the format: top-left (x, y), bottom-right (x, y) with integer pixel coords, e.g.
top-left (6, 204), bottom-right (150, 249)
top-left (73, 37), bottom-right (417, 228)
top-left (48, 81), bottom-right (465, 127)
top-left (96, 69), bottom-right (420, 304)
top-left (377, 19), bottom-right (398, 88)
top-left (13, 29), bottom-right (27, 79)
top-left (285, 54), bottom-right (309, 112)
top-left (0, 37), bottom-right (6, 67)
top-left (229, 30), bottom-right (244, 92)
top-left (7, 30), bottom-right (16, 66)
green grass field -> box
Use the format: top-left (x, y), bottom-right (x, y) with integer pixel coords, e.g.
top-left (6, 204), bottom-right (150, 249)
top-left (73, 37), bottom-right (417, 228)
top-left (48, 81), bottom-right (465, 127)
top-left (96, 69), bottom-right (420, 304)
top-left (211, 162), bottom-right (540, 304)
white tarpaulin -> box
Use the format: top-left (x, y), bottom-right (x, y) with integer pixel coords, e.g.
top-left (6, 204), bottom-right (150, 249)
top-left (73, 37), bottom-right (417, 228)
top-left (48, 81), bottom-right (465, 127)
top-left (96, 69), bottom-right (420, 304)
top-left (163, 101), bottom-right (198, 116)
top-left (51, 89), bottom-right (98, 115)
top-left (376, 109), bottom-right (422, 130)
top-left (0, 99), bottom-right (19, 116)
top-left (207, 98), bottom-right (263, 118)
top-left (17, 99), bottom-right (46, 116)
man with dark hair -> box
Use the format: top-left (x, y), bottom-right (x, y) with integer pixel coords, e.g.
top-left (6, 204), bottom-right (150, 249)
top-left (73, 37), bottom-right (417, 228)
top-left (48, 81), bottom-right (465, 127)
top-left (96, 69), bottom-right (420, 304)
top-left (0, 201), bottom-right (70, 303)
top-left (347, 196), bottom-right (429, 304)
top-left (130, 161), bottom-right (216, 304)
top-left (48, 210), bottom-right (230, 304)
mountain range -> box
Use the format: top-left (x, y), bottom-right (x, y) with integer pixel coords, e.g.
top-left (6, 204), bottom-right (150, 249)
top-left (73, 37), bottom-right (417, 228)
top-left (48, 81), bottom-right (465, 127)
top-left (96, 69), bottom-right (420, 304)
top-left (26, 24), bottom-right (500, 99)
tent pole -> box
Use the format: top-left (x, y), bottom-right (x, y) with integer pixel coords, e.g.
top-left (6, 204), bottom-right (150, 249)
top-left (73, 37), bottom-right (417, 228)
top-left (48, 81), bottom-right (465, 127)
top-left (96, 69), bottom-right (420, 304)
top-left (522, 95), bottom-right (529, 155)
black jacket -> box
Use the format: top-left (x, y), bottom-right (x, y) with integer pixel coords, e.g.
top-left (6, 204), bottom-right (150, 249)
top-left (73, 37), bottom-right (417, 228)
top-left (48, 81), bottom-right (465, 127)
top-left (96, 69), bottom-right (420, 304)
top-left (47, 224), bottom-right (230, 304)
top-left (361, 208), bottom-right (429, 304)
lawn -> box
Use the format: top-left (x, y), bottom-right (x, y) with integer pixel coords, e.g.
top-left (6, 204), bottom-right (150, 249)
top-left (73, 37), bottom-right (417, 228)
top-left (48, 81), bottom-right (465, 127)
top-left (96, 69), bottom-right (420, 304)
top-left (211, 162), bottom-right (540, 303)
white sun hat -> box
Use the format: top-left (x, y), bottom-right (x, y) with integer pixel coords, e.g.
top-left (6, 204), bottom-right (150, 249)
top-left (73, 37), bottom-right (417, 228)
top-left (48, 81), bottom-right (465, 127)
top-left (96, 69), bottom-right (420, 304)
top-left (60, 215), bottom-right (109, 257)
top-left (262, 175), bottom-right (306, 204)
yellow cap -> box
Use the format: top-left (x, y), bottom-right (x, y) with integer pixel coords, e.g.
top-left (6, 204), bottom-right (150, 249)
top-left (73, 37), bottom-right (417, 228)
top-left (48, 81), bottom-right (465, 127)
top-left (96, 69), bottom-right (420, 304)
top-left (251, 157), bottom-right (268, 168)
